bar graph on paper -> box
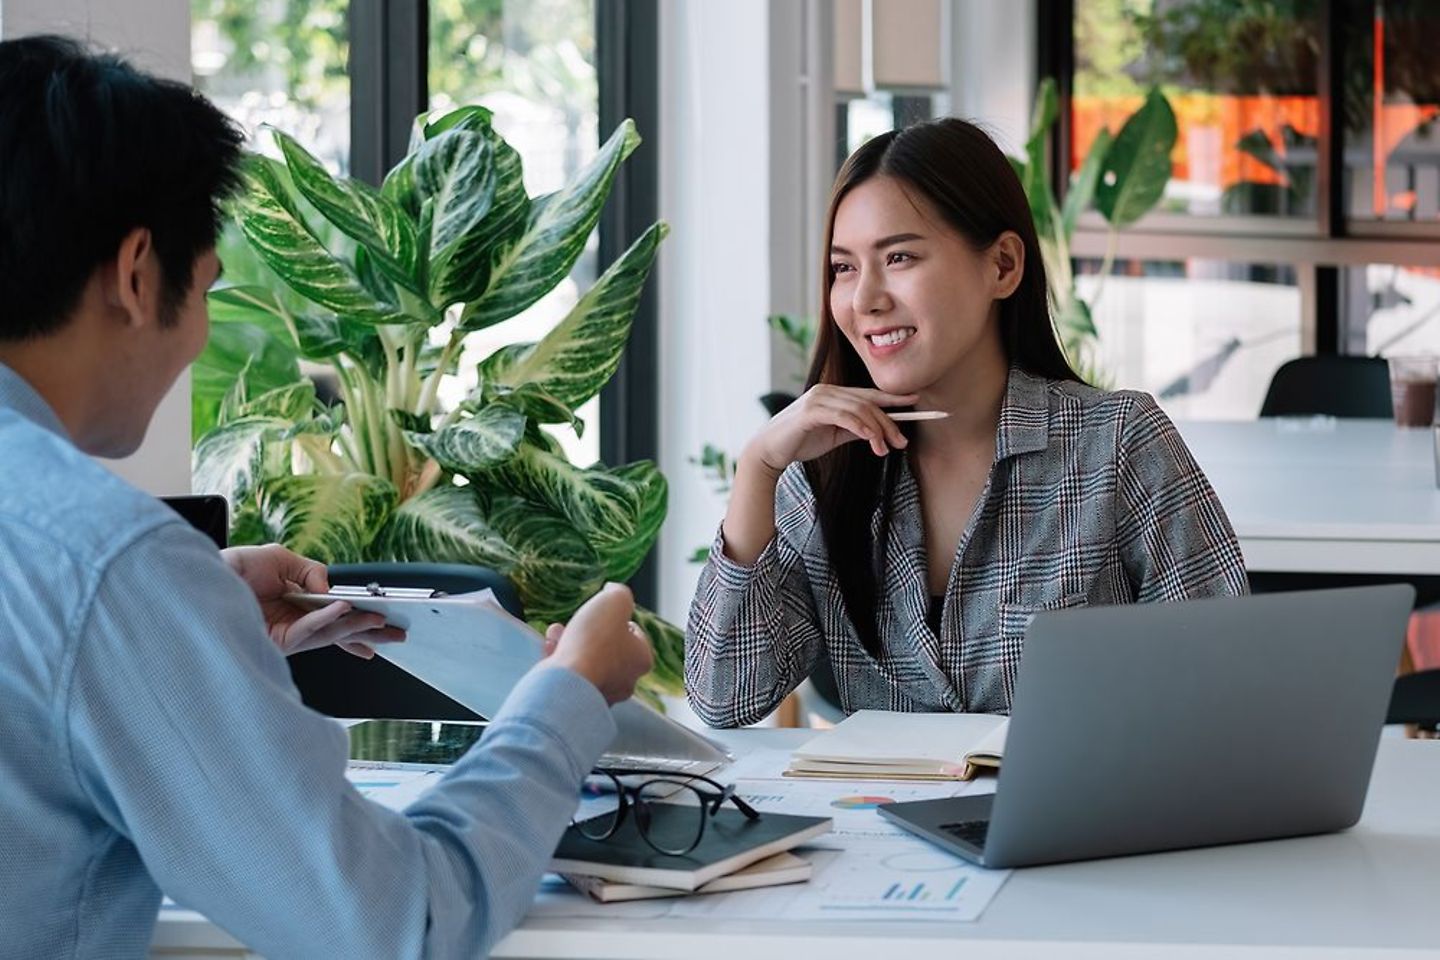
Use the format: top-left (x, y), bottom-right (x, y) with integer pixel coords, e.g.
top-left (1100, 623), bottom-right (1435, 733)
top-left (782, 843), bottom-right (1010, 921)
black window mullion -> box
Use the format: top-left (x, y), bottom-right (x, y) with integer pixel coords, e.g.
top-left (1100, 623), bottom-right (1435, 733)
top-left (1038, 0), bottom-right (1075, 207)
top-left (350, 0), bottom-right (428, 186)
top-left (597, 0), bottom-right (661, 607)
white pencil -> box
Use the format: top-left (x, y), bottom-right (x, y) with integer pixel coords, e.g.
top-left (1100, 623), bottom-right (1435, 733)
top-left (886, 410), bottom-right (950, 421)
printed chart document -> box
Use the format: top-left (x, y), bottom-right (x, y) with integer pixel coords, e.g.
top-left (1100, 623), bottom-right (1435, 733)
top-left (290, 587), bottom-right (728, 774)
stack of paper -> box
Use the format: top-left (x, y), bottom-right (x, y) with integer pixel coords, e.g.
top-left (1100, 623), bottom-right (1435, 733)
top-left (786, 710), bottom-right (1009, 781)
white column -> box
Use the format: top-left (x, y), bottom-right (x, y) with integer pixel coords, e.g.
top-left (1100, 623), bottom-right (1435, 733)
top-left (949, 0), bottom-right (1036, 155)
top-left (0, 0), bottom-right (193, 495)
top-left (656, 0), bottom-right (778, 627)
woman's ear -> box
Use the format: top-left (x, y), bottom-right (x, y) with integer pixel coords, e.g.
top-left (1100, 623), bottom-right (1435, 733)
top-left (991, 231), bottom-right (1025, 300)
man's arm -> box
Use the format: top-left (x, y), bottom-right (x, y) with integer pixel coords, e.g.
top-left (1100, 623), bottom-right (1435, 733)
top-left (61, 522), bottom-right (623, 958)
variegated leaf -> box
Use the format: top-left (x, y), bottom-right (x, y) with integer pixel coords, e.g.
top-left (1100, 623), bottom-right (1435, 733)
top-left (482, 382), bottom-right (583, 435)
top-left (234, 156), bottom-right (409, 325)
top-left (458, 120), bottom-right (642, 332)
top-left (491, 444), bottom-right (665, 582)
top-left (258, 473), bottom-right (397, 565)
top-left (192, 416), bottom-right (290, 507)
top-left (413, 129), bottom-right (498, 307)
top-left (485, 496), bottom-right (605, 622)
top-left (208, 284), bottom-right (356, 360)
top-left (408, 405), bottom-right (526, 474)
top-left (192, 323), bottom-right (298, 442)
top-left (372, 484), bottom-right (519, 572)
top-left (274, 131), bottom-right (424, 296)
top-left (480, 221), bottom-right (667, 409)
top-left (632, 605), bottom-right (685, 696)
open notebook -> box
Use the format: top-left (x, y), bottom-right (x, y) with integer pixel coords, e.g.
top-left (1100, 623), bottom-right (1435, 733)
top-left (786, 710), bottom-right (1008, 781)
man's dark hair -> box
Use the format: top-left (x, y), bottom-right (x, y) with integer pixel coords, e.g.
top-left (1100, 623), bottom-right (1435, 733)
top-left (0, 35), bottom-right (244, 340)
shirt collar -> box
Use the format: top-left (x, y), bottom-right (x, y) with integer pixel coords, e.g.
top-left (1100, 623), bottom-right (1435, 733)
top-left (994, 365), bottom-right (1051, 461)
top-left (0, 361), bottom-right (69, 440)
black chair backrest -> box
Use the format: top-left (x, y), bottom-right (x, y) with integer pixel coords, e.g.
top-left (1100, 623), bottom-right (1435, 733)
top-left (287, 562), bottom-right (522, 721)
top-left (1387, 668), bottom-right (1440, 729)
top-left (1259, 356), bottom-right (1394, 419)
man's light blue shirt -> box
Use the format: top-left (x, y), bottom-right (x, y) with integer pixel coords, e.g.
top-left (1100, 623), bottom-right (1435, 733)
top-left (0, 362), bottom-right (618, 958)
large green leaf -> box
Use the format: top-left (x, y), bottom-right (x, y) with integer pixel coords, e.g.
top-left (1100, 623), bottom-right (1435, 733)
top-left (274, 131), bottom-right (423, 296)
top-left (480, 221), bottom-right (667, 409)
top-left (458, 120), bottom-right (642, 332)
top-left (192, 321), bottom-right (300, 441)
top-left (485, 496), bottom-right (605, 622)
top-left (413, 129), bottom-right (498, 306)
top-left (490, 444), bottom-right (666, 583)
top-left (408, 405), bottom-right (527, 474)
top-left (1095, 88), bottom-right (1177, 229)
top-left (209, 285), bottom-right (349, 360)
top-left (192, 415), bottom-right (291, 507)
top-left (471, 381), bottom-right (584, 435)
top-left (632, 605), bottom-right (685, 696)
top-left (1061, 126), bottom-right (1113, 240)
top-left (373, 484), bottom-right (520, 572)
top-left (259, 473), bottom-right (397, 564)
top-left (233, 156), bottom-right (409, 325)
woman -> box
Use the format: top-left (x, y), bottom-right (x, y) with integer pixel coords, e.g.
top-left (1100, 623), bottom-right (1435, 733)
top-left (685, 118), bottom-right (1247, 727)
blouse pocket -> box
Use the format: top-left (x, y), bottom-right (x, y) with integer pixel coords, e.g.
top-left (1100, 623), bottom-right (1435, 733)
top-left (997, 592), bottom-right (1090, 637)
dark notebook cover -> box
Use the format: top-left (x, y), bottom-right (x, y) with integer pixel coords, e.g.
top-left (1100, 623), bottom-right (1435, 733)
top-left (551, 807), bottom-right (832, 891)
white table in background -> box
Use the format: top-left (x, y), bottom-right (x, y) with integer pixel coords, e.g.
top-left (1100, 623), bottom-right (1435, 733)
top-left (1176, 419), bottom-right (1440, 575)
top-left (151, 728), bottom-right (1440, 959)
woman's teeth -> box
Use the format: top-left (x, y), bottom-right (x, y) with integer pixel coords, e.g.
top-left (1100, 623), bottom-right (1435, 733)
top-left (868, 328), bottom-right (916, 347)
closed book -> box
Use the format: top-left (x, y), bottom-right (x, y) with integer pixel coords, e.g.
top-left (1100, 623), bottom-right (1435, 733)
top-left (550, 807), bottom-right (832, 892)
top-left (787, 710), bottom-right (1008, 781)
top-left (560, 851), bottom-right (813, 903)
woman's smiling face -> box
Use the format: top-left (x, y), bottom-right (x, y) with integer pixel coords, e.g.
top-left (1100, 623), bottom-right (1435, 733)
top-left (827, 174), bottom-right (1015, 397)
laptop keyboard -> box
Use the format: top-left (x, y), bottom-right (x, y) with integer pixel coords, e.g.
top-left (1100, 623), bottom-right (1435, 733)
top-left (939, 819), bottom-right (990, 849)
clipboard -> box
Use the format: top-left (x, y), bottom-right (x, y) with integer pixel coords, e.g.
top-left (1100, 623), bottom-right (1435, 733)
top-left (288, 587), bottom-right (729, 775)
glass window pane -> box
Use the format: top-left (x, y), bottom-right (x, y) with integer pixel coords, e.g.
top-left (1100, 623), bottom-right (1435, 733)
top-left (429, 0), bottom-right (600, 465)
top-left (1343, 1), bottom-right (1440, 225)
top-left (1074, 0), bottom-right (1320, 219)
top-left (191, 0), bottom-right (351, 173)
top-left (1079, 258), bottom-right (1302, 419)
top-left (1346, 264), bottom-right (1440, 355)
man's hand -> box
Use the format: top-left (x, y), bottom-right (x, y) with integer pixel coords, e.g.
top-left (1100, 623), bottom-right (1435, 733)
top-left (540, 583), bottom-right (653, 705)
top-left (221, 545), bottom-right (405, 659)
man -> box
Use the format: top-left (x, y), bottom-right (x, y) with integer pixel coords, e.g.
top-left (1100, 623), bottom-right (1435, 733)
top-left (0, 35), bottom-right (653, 958)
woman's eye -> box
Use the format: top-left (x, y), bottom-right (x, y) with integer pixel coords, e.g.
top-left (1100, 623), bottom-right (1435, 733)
top-left (830, 261), bottom-right (854, 276)
top-left (887, 251), bottom-right (915, 265)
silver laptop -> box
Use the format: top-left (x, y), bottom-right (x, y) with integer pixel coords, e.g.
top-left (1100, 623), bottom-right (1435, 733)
top-left (877, 585), bottom-right (1413, 868)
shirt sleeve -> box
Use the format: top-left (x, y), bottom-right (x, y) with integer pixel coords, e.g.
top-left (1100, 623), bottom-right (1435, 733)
top-left (61, 521), bottom-right (616, 960)
top-left (684, 463), bottom-right (827, 727)
top-left (1114, 393), bottom-right (1250, 601)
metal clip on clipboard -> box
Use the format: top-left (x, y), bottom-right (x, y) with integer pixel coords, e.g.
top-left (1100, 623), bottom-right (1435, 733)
top-left (328, 583), bottom-right (447, 599)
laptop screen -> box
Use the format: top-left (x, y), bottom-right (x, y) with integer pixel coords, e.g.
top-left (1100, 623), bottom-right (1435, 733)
top-left (161, 495), bottom-right (228, 549)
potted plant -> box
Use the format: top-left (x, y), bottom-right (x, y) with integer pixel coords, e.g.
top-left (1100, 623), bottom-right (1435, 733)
top-left (1010, 77), bottom-right (1178, 383)
top-left (191, 106), bottom-right (683, 702)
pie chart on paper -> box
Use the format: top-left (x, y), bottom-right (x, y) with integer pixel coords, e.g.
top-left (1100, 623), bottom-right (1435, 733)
top-left (831, 795), bottom-right (895, 810)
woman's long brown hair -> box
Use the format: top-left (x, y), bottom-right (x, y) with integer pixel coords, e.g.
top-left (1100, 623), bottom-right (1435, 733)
top-left (804, 118), bottom-right (1081, 660)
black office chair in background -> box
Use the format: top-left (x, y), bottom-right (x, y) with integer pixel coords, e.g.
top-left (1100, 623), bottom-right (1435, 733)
top-left (1258, 355), bottom-right (1393, 419)
top-left (287, 562), bottom-right (522, 721)
top-left (1387, 666), bottom-right (1440, 737)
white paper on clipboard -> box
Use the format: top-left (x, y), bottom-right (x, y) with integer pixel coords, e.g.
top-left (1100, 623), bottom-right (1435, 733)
top-left (289, 588), bottom-right (729, 775)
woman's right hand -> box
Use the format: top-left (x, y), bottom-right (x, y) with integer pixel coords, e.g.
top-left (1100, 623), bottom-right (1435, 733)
top-left (743, 384), bottom-right (918, 476)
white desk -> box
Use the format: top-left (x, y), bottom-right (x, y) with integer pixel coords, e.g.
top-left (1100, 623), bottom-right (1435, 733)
top-left (152, 729), bottom-right (1440, 959)
top-left (1177, 419), bottom-right (1440, 575)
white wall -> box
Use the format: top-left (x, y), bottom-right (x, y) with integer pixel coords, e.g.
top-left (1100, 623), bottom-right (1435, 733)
top-left (0, 0), bottom-right (193, 495)
top-left (949, 0), bottom-right (1036, 155)
top-left (655, 0), bottom-right (779, 626)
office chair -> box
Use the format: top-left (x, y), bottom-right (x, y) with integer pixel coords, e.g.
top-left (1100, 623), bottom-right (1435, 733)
top-left (287, 562), bottom-right (522, 721)
top-left (1258, 355), bottom-right (1394, 419)
top-left (1387, 668), bottom-right (1440, 737)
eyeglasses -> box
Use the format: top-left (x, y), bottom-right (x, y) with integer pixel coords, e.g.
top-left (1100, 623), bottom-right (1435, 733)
top-left (573, 767), bottom-right (762, 856)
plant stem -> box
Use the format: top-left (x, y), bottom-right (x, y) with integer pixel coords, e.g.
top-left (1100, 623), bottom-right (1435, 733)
top-left (416, 328), bottom-right (464, 417)
top-left (1090, 226), bottom-right (1122, 313)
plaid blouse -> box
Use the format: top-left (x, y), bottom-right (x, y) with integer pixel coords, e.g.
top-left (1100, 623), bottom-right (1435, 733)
top-left (686, 367), bottom-right (1248, 727)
